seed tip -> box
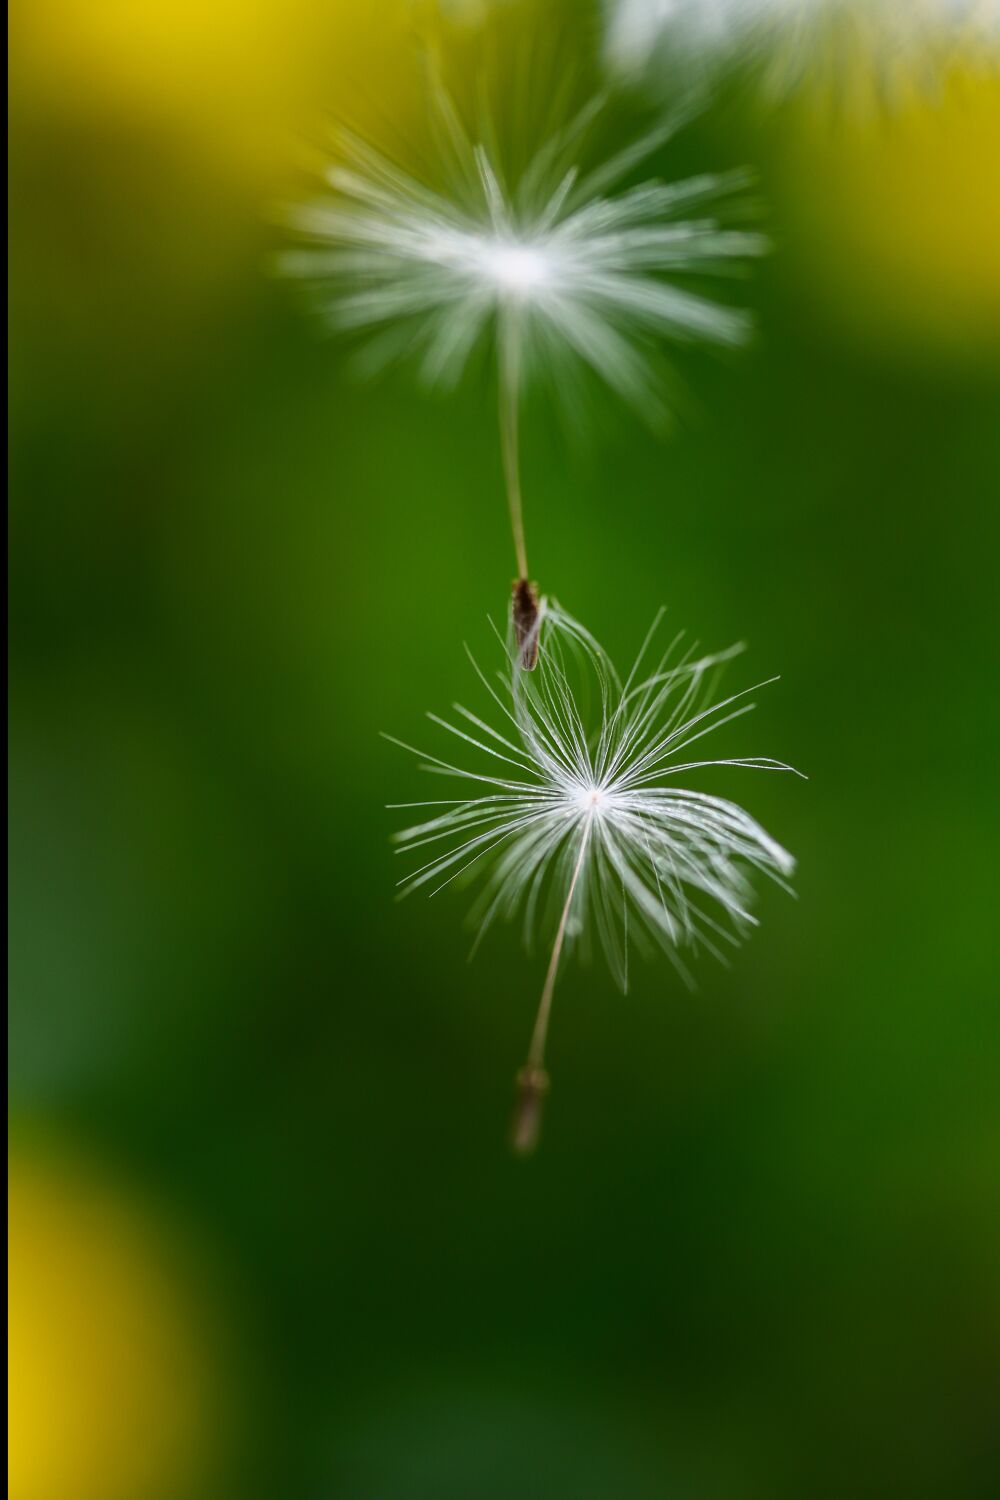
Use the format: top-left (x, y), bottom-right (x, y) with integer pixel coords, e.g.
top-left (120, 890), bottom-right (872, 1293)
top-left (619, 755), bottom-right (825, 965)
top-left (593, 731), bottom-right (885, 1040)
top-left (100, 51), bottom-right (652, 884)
top-left (510, 1065), bottom-right (550, 1156)
top-left (512, 578), bottom-right (542, 671)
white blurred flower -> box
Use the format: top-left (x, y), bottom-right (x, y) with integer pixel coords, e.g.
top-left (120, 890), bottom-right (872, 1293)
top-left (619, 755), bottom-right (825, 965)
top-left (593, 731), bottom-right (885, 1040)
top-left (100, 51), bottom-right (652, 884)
top-left (605, 0), bottom-right (1000, 102)
top-left (280, 96), bottom-right (767, 424)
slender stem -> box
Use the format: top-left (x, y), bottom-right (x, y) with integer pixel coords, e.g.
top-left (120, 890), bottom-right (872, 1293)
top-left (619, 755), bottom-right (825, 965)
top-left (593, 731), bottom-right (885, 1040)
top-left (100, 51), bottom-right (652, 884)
top-left (526, 817), bottom-right (592, 1072)
top-left (499, 319), bottom-right (529, 581)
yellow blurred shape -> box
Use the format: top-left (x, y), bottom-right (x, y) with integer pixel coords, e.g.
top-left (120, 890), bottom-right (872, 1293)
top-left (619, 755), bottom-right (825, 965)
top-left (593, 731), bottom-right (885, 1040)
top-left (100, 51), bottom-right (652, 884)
top-left (9, 1), bottom-right (408, 184)
top-left (9, 1150), bottom-right (218, 1500)
top-left (13, 0), bottom-right (303, 104)
top-left (783, 64), bottom-right (1000, 356)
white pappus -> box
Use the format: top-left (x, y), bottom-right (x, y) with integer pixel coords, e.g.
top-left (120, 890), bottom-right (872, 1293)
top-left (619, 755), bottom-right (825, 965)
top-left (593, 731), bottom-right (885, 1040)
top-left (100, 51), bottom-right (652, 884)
top-left (280, 95), bottom-right (768, 424)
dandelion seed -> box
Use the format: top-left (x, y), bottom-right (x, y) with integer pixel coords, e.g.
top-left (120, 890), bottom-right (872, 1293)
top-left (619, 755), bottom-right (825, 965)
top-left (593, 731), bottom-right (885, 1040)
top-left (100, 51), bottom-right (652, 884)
top-left (280, 88), bottom-right (768, 610)
top-left (385, 602), bottom-right (802, 1151)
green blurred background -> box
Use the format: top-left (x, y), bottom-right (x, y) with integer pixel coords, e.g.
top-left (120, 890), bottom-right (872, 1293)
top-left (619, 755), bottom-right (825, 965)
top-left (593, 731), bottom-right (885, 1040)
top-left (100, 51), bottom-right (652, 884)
top-left (9, 3), bottom-right (1000, 1498)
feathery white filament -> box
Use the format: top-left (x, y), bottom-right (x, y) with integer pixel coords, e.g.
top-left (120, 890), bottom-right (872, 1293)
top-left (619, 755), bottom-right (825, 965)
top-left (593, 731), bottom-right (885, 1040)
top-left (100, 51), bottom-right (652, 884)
top-left (387, 604), bottom-right (801, 992)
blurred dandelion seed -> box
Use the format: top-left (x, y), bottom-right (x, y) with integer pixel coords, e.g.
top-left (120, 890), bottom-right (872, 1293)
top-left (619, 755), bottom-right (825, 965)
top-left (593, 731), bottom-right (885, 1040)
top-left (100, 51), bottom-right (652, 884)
top-left (280, 90), bottom-right (768, 606)
top-left (605, 0), bottom-right (1000, 108)
top-left (385, 602), bottom-right (801, 1151)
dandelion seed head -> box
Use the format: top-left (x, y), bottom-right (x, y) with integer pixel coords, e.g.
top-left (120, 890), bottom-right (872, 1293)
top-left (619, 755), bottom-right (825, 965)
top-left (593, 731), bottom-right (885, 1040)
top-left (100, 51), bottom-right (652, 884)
top-left (386, 603), bottom-right (801, 991)
top-left (280, 91), bottom-right (767, 421)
